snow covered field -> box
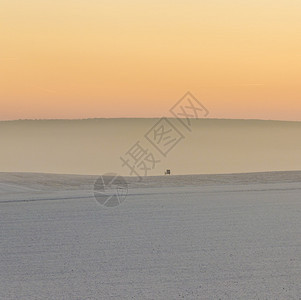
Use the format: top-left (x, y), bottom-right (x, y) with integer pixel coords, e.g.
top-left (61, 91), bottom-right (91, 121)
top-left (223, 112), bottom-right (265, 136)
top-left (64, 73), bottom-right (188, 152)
top-left (0, 172), bottom-right (300, 299)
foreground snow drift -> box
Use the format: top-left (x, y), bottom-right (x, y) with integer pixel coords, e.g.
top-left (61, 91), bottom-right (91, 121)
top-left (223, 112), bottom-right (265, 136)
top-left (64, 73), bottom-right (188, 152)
top-left (0, 172), bottom-right (300, 299)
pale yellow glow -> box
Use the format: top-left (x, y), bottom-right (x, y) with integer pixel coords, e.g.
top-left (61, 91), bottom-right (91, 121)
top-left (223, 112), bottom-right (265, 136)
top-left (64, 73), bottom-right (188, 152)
top-left (1, 0), bottom-right (301, 120)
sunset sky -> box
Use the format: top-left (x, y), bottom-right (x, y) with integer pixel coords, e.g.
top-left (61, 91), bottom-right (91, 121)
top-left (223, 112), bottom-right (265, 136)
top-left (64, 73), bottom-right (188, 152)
top-left (1, 0), bottom-right (301, 121)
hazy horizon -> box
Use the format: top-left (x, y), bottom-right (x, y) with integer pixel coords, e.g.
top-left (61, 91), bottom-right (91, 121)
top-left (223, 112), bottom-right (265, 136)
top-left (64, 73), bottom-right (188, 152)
top-left (2, 117), bottom-right (301, 123)
top-left (2, 118), bottom-right (301, 176)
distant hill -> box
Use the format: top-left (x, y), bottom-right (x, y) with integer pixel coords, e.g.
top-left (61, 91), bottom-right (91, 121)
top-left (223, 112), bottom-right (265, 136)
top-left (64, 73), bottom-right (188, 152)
top-left (1, 118), bottom-right (301, 176)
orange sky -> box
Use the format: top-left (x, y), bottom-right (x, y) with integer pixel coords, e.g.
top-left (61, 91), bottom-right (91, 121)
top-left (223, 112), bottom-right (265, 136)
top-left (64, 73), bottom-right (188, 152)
top-left (1, 0), bottom-right (301, 121)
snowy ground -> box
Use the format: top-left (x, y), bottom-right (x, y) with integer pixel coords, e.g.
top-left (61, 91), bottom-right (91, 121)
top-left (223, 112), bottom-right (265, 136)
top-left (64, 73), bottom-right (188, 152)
top-left (0, 172), bottom-right (300, 299)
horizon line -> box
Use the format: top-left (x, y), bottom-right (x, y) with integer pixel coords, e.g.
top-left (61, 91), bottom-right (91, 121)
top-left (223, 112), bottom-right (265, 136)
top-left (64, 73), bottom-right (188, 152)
top-left (1, 117), bottom-right (301, 123)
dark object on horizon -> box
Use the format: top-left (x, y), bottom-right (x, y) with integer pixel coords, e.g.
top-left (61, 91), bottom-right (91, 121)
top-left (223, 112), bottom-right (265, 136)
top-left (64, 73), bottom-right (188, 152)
top-left (165, 169), bottom-right (171, 175)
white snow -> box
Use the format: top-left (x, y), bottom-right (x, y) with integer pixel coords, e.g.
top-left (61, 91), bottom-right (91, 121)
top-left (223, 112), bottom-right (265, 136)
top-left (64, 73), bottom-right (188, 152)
top-left (0, 172), bottom-right (300, 299)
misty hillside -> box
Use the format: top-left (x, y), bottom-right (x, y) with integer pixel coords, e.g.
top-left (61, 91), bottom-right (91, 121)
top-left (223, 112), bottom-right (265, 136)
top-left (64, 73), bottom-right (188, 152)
top-left (1, 118), bottom-right (301, 176)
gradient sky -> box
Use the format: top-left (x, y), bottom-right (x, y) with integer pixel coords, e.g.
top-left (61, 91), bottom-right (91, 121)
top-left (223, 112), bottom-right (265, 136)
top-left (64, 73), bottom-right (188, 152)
top-left (1, 0), bottom-right (301, 120)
